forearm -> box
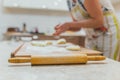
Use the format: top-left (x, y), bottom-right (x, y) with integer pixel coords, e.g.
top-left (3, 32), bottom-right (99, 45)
top-left (68, 18), bottom-right (104, 29)
top-left (68, 26), bottom-right (81, 32)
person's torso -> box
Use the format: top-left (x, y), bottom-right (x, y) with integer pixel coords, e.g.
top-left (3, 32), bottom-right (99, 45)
top-left (67, 0), bottom-right (115, 21)
top-left (67, 0), bottom-right (120, 39)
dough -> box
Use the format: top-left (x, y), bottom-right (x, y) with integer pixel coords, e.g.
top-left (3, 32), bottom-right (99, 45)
top-left (38, 42), bottom-right (47, 47)
top-left (45, 41), bottom-right (53, 45)
top-left (31, 41), bottom-right (47, 47)
top-left (31, 41), bottom-right (40, 46)
top-left (66, 45), bottom-right (81, 51)
top-left (57, 39), bottom-right (66, 44)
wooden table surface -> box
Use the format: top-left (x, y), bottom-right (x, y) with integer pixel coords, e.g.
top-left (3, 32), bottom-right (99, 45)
top-left (0, 41), bottom-right (120, 80)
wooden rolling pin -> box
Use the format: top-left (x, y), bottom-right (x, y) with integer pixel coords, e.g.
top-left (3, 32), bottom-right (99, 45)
top-left (8, 54), bottom-right (106, 65)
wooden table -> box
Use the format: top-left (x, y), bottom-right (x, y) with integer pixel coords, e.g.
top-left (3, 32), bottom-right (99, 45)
top-left (0, 41), bottom-right (120, 80)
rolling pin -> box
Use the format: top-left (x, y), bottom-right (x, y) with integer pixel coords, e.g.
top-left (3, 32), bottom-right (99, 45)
top-left (8, 54), bottom-right (106, 65)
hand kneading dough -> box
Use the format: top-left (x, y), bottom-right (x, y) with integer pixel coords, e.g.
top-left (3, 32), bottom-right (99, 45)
top-left (66, 45), bottom-right (81, 51)
top-left (57, 39), bottom-right (66, 44)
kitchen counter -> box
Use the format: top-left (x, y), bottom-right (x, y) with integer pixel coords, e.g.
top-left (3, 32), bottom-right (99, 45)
top-left (3, 32), bottom-right (86, 46)
top-left (0, 41), bottom-right (120, 80)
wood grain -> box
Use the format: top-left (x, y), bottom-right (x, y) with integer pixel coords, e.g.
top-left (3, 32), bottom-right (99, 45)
top-left (8, 54), bottom-right (106, 65)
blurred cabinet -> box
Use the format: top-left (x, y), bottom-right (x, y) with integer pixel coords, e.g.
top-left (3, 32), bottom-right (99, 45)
top-left (3, 0), bottom-right (68, 11)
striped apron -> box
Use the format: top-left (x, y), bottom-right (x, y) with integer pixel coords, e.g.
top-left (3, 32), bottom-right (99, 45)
top-left (67, 0), bottom-right (120, 61)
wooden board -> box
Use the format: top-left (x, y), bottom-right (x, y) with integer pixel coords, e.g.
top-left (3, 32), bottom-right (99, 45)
top-left (11, 41), bottom-right (102, 58)
top-left (9, 41), bottom-right (106, 65)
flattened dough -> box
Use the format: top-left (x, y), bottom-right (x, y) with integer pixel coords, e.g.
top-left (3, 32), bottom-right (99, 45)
top-left (31, 41), bottom-right (47, 47)
top-left (45, 41), bottom-right (53, 45)
top-left (57, 39), bottom-right (66, 44)
top-left (66, 45), bottom-right (81, 51)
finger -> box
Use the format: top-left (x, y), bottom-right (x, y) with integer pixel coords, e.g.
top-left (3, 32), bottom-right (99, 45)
top-left (53, 32), bottom-right (60, 36)
top-left (54, 31), bottom-right (61, 36)
top-left (54, 29), bottom-right (63, 35)
top-left (55, 24), bottom-right (61, 30)
top-left (53, 30), bottom-right (60, 36)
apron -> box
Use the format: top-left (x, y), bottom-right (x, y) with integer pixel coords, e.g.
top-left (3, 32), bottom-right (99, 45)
top-left (67, 0), bottom-right (120, 61)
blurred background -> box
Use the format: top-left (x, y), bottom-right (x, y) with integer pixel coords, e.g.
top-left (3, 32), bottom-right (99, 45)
top-left (0, 0), bottom-right (120, 42)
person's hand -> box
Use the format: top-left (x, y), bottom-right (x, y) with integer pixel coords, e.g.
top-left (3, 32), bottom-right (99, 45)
top-left (54, 24), bottom-right (60, 30)
top-left (53, 23), bottom-right (70, 36)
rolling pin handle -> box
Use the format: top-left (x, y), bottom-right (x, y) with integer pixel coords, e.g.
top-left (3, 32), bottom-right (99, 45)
top-left (8, 57), bottom-right (31, 63)
top-left (87, 56), bottom-right (106, 61)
